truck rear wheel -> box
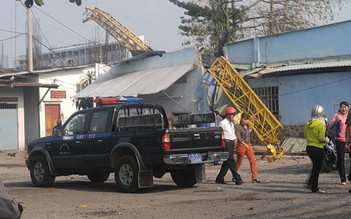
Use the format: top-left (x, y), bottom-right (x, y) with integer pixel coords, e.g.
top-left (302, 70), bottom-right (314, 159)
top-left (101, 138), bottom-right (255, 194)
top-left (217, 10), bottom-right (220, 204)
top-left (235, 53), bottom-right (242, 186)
top-left (171, 169), bottom-right (197, 188)
top-left (114, 155), bottom-right (139, 193)
top-left (30, 155), bottom-right (55, 187)
top-left (87, 172), bottom-right (110, 183)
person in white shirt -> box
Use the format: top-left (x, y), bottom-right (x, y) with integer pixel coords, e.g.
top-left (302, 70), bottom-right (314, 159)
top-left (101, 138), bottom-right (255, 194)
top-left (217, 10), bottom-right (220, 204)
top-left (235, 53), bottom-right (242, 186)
top-left (215, 107), bottom-right (243, 185)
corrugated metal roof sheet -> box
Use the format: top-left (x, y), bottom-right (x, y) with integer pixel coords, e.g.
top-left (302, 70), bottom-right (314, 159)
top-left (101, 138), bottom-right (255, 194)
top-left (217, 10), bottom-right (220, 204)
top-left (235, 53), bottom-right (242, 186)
top-left (75, 64), bottom-right (196, 98)
top-left (245, 59), bottom-right (351, 77)
top-left (281, 137), bottom-right (306, 154)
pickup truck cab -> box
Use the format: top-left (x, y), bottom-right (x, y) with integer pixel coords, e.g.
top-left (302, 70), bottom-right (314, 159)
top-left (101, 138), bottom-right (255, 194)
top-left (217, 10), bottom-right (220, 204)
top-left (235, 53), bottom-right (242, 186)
top-left (25, 103), bottom-right (227, 192)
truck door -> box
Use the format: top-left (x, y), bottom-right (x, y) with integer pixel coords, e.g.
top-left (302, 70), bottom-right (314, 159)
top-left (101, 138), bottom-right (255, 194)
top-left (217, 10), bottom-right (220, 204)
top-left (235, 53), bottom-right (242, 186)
top-left (84, 108), bottom-right (112, 170)
top-left (49, 111), bottom-right (88, 171)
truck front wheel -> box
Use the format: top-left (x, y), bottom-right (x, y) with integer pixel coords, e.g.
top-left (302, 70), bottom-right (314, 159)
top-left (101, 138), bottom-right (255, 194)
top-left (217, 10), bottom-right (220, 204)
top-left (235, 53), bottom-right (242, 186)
top-left (30, 155), bottom-right (55, 187)
top-left (114, 155), bottom-right (139, 193)
top-left (171, 169), bottom-right (197, 188)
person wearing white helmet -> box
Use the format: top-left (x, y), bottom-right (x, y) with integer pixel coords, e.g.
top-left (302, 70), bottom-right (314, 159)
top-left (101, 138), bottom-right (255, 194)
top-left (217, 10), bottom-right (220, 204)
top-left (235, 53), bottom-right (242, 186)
top-left (215, 107), bottom-right (243, 185)
top-left (304, 104), bottom-right (328, 194)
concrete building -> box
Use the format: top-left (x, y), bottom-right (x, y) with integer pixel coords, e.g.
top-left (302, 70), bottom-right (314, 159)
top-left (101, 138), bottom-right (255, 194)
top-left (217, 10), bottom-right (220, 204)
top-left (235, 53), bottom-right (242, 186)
top-left (0, 41), bottom-right (126, 151)
top-left (17, 42), bottom-right (130, 70)
top-left (0, 64), bottom-right (110, 151)
top-left (76, 48), bottom-right (210, 116)
top-left (0, 47), bottom-right (206, 151)
top-left (37, 64), bottom-right (110, 137)
top-left (223, 20), bottom-right (351, 130)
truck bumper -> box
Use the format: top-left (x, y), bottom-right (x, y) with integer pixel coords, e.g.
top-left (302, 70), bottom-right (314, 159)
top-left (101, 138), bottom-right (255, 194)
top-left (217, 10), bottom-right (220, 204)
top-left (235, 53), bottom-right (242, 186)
top-left (163, 151), bottom-right (229, 165)
top-left (207, 151), bottom-right (229, 162)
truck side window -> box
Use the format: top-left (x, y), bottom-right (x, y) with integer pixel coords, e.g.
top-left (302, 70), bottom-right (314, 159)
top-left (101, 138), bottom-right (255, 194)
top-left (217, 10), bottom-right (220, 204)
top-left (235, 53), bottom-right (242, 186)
top-left (116, 106), bottom-right (164, 130)
top-left (62, 113), bottom-right (86, 135)
top-left (88, 110), bottom-right (108, 133)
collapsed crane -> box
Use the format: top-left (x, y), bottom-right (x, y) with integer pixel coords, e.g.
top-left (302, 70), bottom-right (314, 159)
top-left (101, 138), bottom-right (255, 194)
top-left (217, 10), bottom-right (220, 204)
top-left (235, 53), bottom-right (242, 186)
top-left (83, 7), bottom-right (152, 54)
top-left (207, 56), bottom-right (284, 162)
top-left (82, 8), bottom-right (282, 161)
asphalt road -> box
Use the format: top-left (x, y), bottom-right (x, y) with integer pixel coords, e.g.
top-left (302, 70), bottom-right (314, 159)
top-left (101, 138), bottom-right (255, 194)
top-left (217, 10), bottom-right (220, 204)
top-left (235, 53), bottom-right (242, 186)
top-left (1, 151), bottom-right (351, 219)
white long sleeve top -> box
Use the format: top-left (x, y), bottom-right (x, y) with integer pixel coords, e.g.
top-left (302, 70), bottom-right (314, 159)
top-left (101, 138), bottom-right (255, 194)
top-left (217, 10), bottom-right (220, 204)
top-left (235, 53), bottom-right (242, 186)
top-left (220, 118), bottom-right (237, 141)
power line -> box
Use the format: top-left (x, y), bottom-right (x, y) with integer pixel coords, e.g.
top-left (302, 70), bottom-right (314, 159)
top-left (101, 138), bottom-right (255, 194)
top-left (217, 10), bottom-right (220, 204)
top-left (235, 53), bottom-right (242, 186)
top-left (32, 36), bottom-right (72, 67)
top-left (33, 5), bottom-right (96, 44)
top-left (32, 11), bottom-right (53, 49)
top-left (0, 34), bottom-right (25, 42)
top-left (11, 3), bottom-right (84, 68)
top-left (0, 29), bottom-right (25, 35)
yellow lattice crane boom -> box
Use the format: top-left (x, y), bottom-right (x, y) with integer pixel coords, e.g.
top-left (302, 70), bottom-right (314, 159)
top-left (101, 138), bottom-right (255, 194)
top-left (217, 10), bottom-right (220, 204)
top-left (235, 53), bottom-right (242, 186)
top-left (83, 7), bottom-right (152, 52)
top-left (207, 56), bottom-right (284, 161)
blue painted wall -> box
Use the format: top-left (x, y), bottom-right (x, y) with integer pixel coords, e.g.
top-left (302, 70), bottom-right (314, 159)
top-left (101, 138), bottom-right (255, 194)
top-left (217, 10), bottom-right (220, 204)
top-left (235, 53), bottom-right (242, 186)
top-left (248, 71), bottom-right (351, 125)
top-left (225, 20), bottom-right (351, 66)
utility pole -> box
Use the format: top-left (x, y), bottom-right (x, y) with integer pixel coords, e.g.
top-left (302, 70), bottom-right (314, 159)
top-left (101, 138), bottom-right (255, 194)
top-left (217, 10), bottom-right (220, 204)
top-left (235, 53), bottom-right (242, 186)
top-left (27, 7), bottom-right (33, 72)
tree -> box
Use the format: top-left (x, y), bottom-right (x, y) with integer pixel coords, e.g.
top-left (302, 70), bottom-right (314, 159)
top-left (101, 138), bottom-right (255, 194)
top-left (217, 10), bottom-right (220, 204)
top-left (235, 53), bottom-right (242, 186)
top-left (242, 0), bottom-right (345, 37)
top-left (169, 0), bottom-right (244, 58)
top-left (75, 70), bottom-right (95, 110)
top-left (80, 70), bottom-right (96, 90)
top-left (170, 0), bottom-right (346, 59)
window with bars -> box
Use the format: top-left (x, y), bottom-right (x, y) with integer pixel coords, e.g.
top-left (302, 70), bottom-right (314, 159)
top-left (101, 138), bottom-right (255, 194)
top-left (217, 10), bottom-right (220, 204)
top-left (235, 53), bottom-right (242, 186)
top-left (252, 86), bottom-right (279, 118)
top-left (0, 103), bottom-right (17, 109)
top-left (0, 97), bottom-right (18, 109)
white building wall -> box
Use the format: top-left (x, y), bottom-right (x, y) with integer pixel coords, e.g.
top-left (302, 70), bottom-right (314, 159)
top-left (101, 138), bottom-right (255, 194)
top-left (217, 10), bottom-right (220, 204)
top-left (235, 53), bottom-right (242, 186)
top-left (38, 65), bottom-right (110, 137)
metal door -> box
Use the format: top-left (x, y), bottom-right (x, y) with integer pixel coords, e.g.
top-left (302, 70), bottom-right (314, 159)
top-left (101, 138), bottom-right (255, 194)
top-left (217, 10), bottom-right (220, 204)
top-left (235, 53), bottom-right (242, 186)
top-left (0, 103), bottom-right (18, 150)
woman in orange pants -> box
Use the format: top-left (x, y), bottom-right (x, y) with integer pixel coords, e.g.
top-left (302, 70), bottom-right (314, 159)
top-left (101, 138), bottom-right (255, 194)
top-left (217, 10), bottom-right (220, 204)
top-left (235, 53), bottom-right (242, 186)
top-left (235, 113), bottom-right (261, 183)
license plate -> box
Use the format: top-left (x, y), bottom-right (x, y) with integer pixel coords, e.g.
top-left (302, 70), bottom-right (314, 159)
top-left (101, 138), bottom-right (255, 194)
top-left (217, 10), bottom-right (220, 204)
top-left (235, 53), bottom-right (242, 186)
top-left (188, 153), bottom-right (202, 163)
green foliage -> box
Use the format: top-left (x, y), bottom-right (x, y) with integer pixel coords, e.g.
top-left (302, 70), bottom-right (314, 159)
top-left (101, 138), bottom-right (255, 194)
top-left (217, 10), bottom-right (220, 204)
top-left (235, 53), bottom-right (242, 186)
top-left (35, 0), bottom-right (44, 6)
top-left (75, 98), bottom-right (93, 110)
top-left (24, 0), bottom-right (81, 8)
top-left (75, 71), bottom-right (96, 110)
top-left (24, 0), bottom-right (33, 8)
top-left (80, 70), bottom-right (96, 90)
top-left (169, 0), bottom-right (245, 58)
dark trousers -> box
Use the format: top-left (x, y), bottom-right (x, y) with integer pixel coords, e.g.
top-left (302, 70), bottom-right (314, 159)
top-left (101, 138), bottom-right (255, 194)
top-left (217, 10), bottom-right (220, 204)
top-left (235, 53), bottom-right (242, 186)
top-left (335, 140), bottom-right (346, 182)
top-left (216, 140), bottom-right (242, 182)
top-left (306, 146), bottom-right (324, 192)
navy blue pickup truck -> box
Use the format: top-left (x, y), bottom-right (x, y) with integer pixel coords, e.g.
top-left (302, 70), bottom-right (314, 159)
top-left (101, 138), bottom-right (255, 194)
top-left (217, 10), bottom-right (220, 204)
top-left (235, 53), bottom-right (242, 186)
top-left (25, 103), bottom-right (227, 192)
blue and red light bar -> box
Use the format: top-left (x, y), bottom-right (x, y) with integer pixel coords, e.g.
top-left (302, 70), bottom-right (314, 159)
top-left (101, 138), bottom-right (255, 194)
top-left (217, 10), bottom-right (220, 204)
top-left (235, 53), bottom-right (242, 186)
top-left (94, 97), bottom-right (143, 106)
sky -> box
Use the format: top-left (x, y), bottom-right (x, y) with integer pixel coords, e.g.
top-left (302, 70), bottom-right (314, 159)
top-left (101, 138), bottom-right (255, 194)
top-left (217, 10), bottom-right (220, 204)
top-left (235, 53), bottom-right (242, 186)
top-left (0, 0), bottom-right (188, 68)
top-left (0, 0), bottom-right (350, 68)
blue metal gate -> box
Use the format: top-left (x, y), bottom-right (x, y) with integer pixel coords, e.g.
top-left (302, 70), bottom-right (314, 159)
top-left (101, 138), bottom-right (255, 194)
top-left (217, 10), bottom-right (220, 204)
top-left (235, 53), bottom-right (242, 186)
top-left (0, 103), bottom-right (18, 150)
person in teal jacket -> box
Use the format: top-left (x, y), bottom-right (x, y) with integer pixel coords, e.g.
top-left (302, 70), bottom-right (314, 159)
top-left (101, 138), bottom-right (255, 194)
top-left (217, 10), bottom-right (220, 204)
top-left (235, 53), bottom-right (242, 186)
top-left (304, 105), bottom-right (328, 194)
